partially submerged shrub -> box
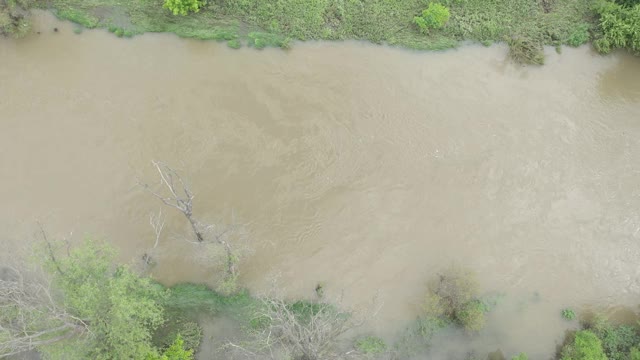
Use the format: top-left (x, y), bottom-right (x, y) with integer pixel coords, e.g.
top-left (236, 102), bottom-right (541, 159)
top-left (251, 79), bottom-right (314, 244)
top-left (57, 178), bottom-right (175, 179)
top-left (414, 3), bottom-right (451, 33)
top-left (507, 36), bottom-right (545, 65)
top-left (562, 308), bottom-right (577, 321)
top-left (424, 266), bottom-right (487, 331)
top-left (154, 319), bottom-right (203, 353)
top-left (457, 300), bottom-right (486, 332)
top-left (241, 297), bottom-right (361, 360)
top-left (560, 330), bottom-right (607, 360)
top-left (163, 0), bottom-right (204, 16)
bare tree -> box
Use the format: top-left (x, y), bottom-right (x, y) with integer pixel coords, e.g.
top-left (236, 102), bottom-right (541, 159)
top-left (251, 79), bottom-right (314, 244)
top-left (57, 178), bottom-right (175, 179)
top-left (140, 209), bottom-right (166, 270)
top-left (139, 161), bottom-right (240, 283)
top-left (140, 160), bottom-right (204, 242)
top-left (226, 292), bottom-right (379, 360)
top-left (0, 267), bottom-right (87, 357)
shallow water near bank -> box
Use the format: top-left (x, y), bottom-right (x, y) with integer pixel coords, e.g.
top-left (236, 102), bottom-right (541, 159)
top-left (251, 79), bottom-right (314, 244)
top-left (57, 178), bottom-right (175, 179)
top-left (1, 11), bottom-right (640, 359)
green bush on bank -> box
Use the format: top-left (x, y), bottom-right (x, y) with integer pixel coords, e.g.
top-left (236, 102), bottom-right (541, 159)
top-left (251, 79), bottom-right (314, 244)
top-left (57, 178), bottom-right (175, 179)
top-left (560, 330), bottom-right (607, 360)
top-left (414, 3), bottom-right (450, 33)
top-left (163, 0), bottom-right (203, 16)
top-left (592, 0), bottom-right (640, 54)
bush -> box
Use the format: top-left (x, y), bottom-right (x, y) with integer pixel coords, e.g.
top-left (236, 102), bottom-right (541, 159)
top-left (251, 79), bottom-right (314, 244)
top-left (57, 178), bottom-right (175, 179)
top-left (163, 0), bottom-right (204, 16)
top-left (457, 300), bottom-right (486, 332)
top-left (414, 3), bottom-right (451, 33)
top-left (587, 316), bottom-right (640, 360)
top-left (512, 353), bottom-right (528, 360)
top-left (355, 336), bottom-right (387, 357)
top-left (562, 308), bottom-right (577, 320)
top-left (561, 330), bottom-right (607, 360)
top-left (567, 23), bottom-right (591, 46)
top-left (423, 266), bottom-right (487, 331)
top-left (593, 0), bottom-right (640, 54)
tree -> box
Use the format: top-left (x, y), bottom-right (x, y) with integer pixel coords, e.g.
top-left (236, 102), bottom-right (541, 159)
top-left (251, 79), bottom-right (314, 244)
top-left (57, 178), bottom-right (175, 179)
top-left (39, 239), bottom-right (166, 359)
top-left (163, 0), bottom-right (204, 16)
top-left (229, 297), bottom-right (364, 360)
top-left (140, 161), bottom-right (240, 292)
top-left (0, 266), bottom-right (87, 357)
top-left (561, 330), bottom-right (608, 360)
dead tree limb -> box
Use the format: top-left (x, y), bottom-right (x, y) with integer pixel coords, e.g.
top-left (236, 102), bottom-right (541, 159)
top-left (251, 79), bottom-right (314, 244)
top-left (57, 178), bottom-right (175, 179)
top-left (36, 222), bottom-right (64, 277)
top-left (139, 161), bottom-right (240, 282)
top-left (140, 161), bottom-right (204, 242)
top-left (149, 209), bottom-right (165, 250)
top-left (0, 268), bottom-right (87, 357)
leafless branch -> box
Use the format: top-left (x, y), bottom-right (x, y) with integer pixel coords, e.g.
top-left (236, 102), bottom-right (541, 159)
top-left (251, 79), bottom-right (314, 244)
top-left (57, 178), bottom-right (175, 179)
top-left (227, 292), bottom-right (374, 360)
top-left (149, 209), bottom-right (165, 249)
top-left (0, 267), bottom-right (87, 357)
top-left (139, 161), bottom-right (203, 242)
top-left (36, 222), bottom-right (64, 277)
top-left (139, 161), bottom-right (243, 283)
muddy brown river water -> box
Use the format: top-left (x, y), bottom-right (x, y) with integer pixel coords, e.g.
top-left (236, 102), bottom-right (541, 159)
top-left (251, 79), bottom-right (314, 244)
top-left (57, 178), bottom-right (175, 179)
top-left (1, 11), bottom-right (640, 359)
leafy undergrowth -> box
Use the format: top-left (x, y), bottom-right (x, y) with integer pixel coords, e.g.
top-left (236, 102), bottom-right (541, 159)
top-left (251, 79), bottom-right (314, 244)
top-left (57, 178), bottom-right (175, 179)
top-left (37, 0), bottom-right (595, 58)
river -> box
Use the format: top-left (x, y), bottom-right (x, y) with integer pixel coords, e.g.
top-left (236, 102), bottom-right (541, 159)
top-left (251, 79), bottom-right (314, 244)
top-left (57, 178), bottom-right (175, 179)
top-left (1, 11), bottom-right (640, 359)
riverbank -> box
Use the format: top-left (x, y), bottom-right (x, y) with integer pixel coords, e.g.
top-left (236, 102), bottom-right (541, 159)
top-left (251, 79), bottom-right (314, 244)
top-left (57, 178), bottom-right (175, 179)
top-left (38, 0), bottom-right (594, 57)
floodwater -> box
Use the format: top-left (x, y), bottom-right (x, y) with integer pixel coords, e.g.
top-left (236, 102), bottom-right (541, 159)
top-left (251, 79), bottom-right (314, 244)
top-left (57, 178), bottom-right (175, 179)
top-left (2, 11), bottom-right (640, 359)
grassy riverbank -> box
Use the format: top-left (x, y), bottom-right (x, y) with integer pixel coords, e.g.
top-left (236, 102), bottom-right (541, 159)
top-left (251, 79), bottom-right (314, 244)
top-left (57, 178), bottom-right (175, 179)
top-left (39, 0), bottom-right (594, 54)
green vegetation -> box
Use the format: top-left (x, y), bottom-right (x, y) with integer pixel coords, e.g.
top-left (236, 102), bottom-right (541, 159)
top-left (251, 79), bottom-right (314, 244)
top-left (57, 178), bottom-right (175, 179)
top-left (0, 0), bottom-right (32, 38)
top-left (592, 0), bottom-right (640, 54)
top-left (20, 0), bottom-right (599, 62)
top-left (563, 308), bottom-right (577, 321)
top-left (423, 266), bottom-right (487, 332)
top-left (163, 0), bottom-right (203, 16)
top-left (148, 335), bottom-right (194, 360)
top-left (587, 315), bottom-right (640, 360)
top-left (0, 0), bottom-right (636, 64)
top-left (512, 353), bottom-right (529, 360)
top-left (414, 3), bottom-right (451, 33)
top-left (560, 330), bottom-right (607, 360)
top-left (4, 237), bottom-right (640, 360)
top-left (355, 335), bottom-right (387, 357)
top-left (41, 240), bottom-right (167, 360)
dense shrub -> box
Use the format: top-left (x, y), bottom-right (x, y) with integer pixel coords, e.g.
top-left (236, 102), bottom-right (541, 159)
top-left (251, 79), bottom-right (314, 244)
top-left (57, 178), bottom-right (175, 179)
top-left (414, 3), bottom-right (451, 33)
top-left (567, 23), bottom-right (591, 47)
top-left (587, 315), bottom-right (640, 360)
top-left (592, 0), bottom-right (640, 54)
top-left (163, 0), bottom-right (204, 16)
top-left (561, 330), bottom-right (608, 360)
